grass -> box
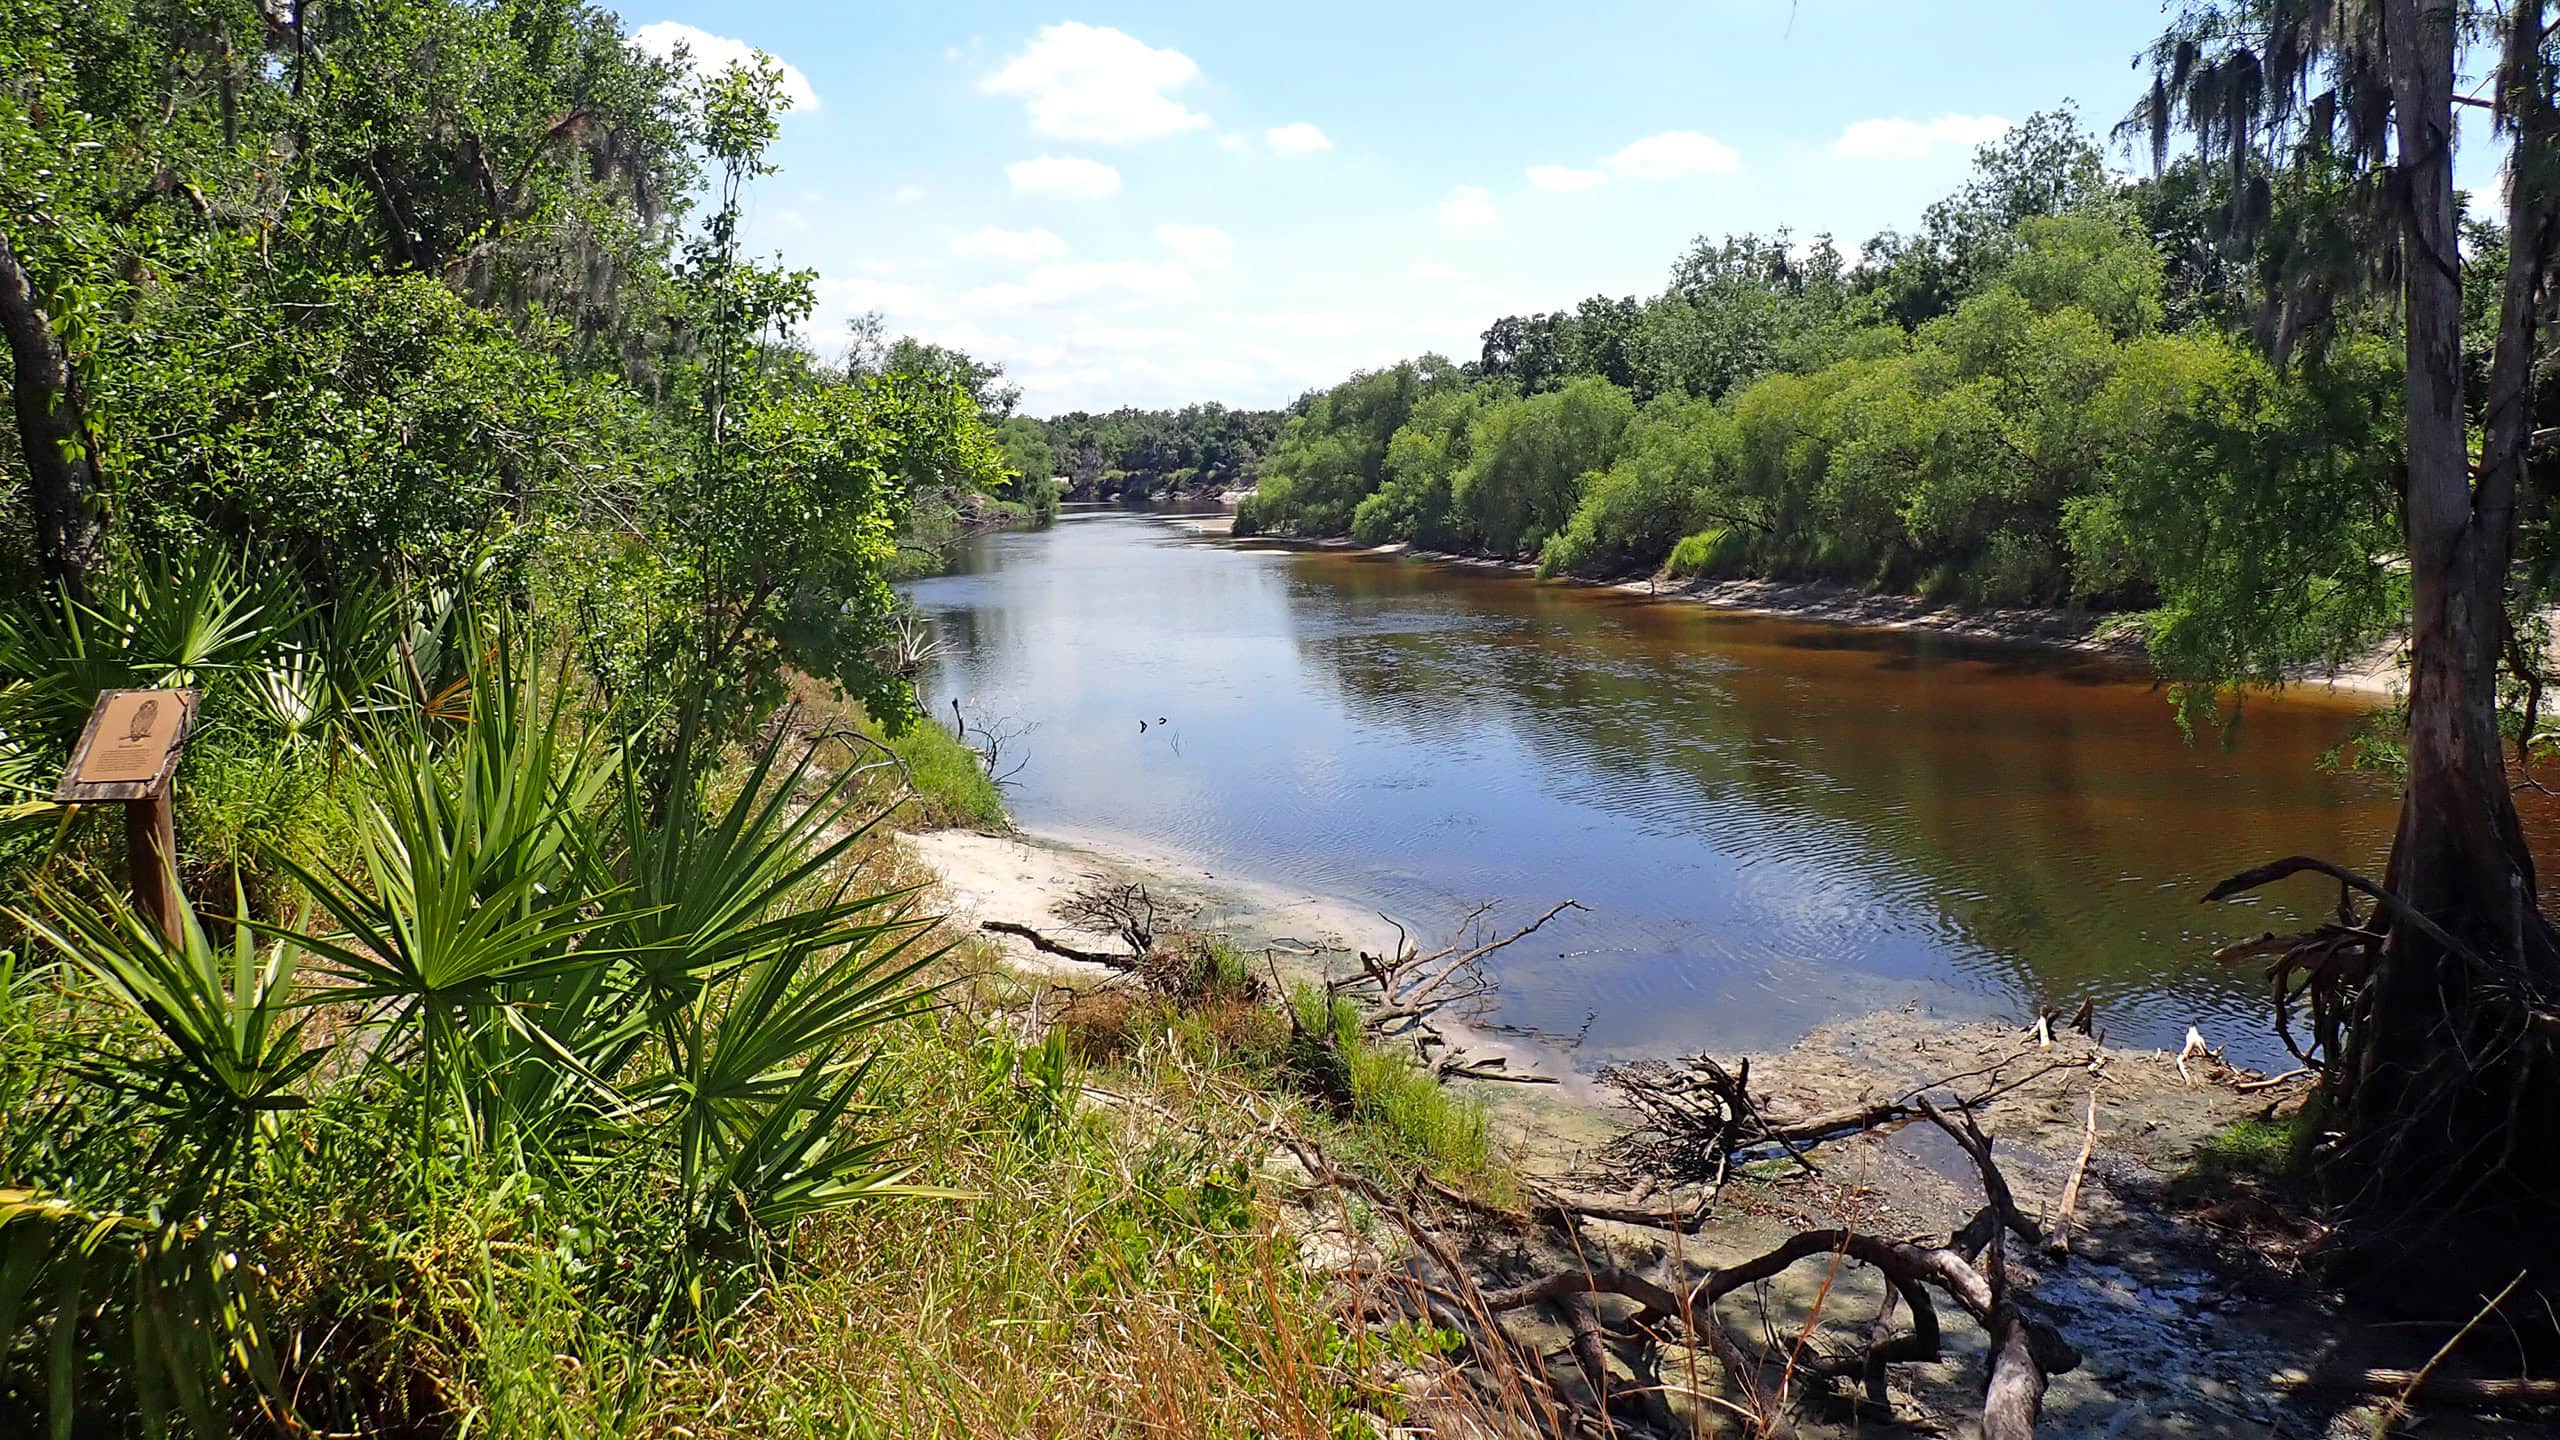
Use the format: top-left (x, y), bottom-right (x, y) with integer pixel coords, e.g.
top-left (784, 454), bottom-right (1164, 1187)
top-left (1, 640), bottom-right (1519, 1438)
top-left (629, 1007), bottom-right (1403, 1438)
top-left (787, 672), bottom-right (1008, 831)
top-left (1055, 975), bottom-right (1512, 1205)
top-left (2186, 1112), bottom-right (2310, 1187)
top-left (871, 714), bottom-right (1008, 829)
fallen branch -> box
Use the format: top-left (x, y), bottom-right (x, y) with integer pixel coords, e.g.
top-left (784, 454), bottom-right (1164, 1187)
top-left (979, 919), bottom-right (1134, 970)
top-left (2044, 1090), bottom-right (2098, 1262)
top-left (1919, 1096), bottom-right (2044, 1255)
top-left (1599, 1047), bottom-right (2084, 1194)
top-left (2291, 1369), bottom-right (2560, 1412)
top-left (1333, 899), bottom-right (1583, 1087)
top-left (2362, 1269), bottom-right (2533, 1432)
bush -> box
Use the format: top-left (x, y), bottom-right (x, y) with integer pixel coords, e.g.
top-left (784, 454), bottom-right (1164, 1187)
top-left (1666, 525), bottom-right (1750, 579)
top-left (0, 646), bottom-right (946, 1431)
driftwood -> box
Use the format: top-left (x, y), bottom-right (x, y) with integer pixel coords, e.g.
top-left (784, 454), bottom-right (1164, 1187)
top-left (1476, 1099), bottom-right (2077, 1437)
top-left (1598, 1046), bottom-right (2077, 1193)
top-left (2294, 1368), bottom-right (2560, 1412)
top-left (2043, 1091), bottom-right (2099, 1262)
top-left (978, 918), bottom-right (1134, 970)
top-left (1331, 899), bottom-right (1585, 1083)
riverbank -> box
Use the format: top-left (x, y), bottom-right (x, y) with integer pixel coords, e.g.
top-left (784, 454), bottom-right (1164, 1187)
top-left (1191, 514), bottom-right (2409, 699)
top-left (900, 819), bottom-right (2526, 1439)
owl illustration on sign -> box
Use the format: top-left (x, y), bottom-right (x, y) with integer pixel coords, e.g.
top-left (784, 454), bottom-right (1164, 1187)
top-left (126, 697), bottom-right (158, 743)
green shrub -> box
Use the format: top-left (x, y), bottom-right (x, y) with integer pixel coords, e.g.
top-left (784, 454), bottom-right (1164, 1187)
top-left (1666, 525), bottom-right (1750, 579)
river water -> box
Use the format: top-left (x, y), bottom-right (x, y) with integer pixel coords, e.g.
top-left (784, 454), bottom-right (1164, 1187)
top-left (906, 507), bottom-right (2413, 1065)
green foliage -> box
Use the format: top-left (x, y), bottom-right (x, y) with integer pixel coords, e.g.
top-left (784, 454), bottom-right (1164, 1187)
top-left (1, 640), bottom-right (945, 1428)
top-left (1282, 987), bottom-right (1497, 1192)
top-left (1666, 525), bottom-right (1751, 580)
top-left (823, 708), bottom-right (1009, 830)
top-left (1046, 403), bottom-right (1284, 498)
top-left (1352, 386), bottom-right (1495, 546)
top-left (1236, 358), bottom-right (1463, 536)
top-left (1449, 377), bottom-right (1638, 556)
top-left (1539, 397), bottom-right (1731, 577)
top-left (2185, 1113), bottom-right (2311, 1187)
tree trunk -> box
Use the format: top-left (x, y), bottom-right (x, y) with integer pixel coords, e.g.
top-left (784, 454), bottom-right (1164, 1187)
top-left (0, 223), bottom-right (104, 598)
top-left (2339, 0), bottom-right (2560, 1312)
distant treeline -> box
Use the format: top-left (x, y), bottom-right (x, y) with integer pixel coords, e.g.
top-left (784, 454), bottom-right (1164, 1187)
top-left (1232, 109), bottom-right (2476, 681)
top-left (1031, 405), bottom-right (1287, 500)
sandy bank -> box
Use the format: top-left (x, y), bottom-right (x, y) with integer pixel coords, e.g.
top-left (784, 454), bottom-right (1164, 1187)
top-left (1235, 531), bottom-right (2411, 700)
top-left (901, 819), bottom-right (2523, 1437)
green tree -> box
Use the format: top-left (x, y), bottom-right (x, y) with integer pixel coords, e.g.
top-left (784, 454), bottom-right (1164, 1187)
top-left (1448, 377), bottom-right (1637, 555)
top-left (2136, 0), bottom-right (2560, 1308)
top-left (1236, 358), bottom-right (1461, 536)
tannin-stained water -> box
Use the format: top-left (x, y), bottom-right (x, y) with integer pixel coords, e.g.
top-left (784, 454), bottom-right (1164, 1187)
top-left (906, 508), bottom-right (2430, 1065)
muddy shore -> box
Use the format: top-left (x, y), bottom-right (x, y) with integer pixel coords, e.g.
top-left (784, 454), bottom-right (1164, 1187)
top-left (906, 821), bottom-right (2522, 1438)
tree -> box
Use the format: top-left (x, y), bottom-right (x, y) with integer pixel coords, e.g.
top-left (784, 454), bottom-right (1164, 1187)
top-left (878, 336), bottom-right (1022, 419)
top-left (1448, 376), bottom-right (1637, 555)
top-left (2137, 0), bottom-right (2560, 1309)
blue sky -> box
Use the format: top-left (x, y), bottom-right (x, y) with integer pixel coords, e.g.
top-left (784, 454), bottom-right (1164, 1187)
top-left (626, 3), bottom-right (2503, 416)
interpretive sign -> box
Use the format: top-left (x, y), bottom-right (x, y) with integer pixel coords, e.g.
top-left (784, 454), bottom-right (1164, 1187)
top-left (56, 688), bottom-right (197, 943)
top-left (56, 688), bottom-right (195, 803)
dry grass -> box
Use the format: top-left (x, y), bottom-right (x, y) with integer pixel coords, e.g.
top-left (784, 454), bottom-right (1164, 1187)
top-left (629, 999), bottom-right (1382, 1439)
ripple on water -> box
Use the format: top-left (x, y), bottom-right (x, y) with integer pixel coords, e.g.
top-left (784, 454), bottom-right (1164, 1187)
top-left (907, 512), bottom-right (2406, 1065)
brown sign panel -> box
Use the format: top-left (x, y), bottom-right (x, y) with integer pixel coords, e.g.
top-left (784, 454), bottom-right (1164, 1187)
top-left (57, 688), bottom-right (197, 802)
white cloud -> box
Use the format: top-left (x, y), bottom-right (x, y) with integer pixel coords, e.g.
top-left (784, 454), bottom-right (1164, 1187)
top-left (1832, 113), bottom-right (2012, 159)
top-left (967, 260), bottom-right (1201, 311)
top-left (1439, 184), bottom-right (1496, 227)
top-left (981, 22), bottom-right (1209, 142)
top-left (1604, 130), bottom-right (1739, 179)
top-left (1527, 164), bottom-right (1606, 192)
top-left (1408, 261), bottom-right (1464, 280)
top-left (816, 275), bottom-right (921, 312)
top-left (1219, 132), bottom-right (1252, 152)
top-left (1266, 122), bottom-right (1333, 155)
top-left (950, 225), bottom-right (1071, 262)
top-left (889, 184), bottom-right (925, 205)
top-left (1073, 325), bottom-right (1205, 351)
top-left (1155, 223), bottom-right (1233, 268)
top-left (1006, 154), bottom-right (1122, 200)
top-left (630, 22), bottom-right (820, 113)
top-left (1240, 310), bottom-right (1396, 338)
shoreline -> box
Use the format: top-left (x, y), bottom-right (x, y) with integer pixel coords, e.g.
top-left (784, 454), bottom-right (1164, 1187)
top-left (1197, 518), bottom-right (2407, 700)
top-left (897, 818), bottom-right (2471, 1437)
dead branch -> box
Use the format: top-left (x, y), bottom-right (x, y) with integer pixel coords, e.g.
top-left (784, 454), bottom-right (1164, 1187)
top-left (2291, 1368), bottom-right (2560, 1412)
top-left (1599, 1048), bottom-right (2084, 1199)
top-left (1918, 1096), bottom-right (2044, 1256)
top-left (1056, 881), bottom-right (1187, 959)
top-left (1559, 1289), bottom-right (1612, 1415)
top-left (1330, 899), bottom-right (1584, 1085)
top-left (2361, 1269), bottom-right (2532, 1432)
top-left (2043, 1091), bottom-right (2099, 1262)
top-left (978, 919), bottom-right (1135, 970)
top-left (1437, 1060), bottom-right (1560, 1084)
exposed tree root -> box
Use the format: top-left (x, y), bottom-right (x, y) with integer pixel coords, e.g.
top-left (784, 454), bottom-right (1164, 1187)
top-left (2205, 853), bottom-right (2560, 1330)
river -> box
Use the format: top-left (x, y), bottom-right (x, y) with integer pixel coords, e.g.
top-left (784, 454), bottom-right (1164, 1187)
top-left (906, 506), bottom-right (2414, 1066)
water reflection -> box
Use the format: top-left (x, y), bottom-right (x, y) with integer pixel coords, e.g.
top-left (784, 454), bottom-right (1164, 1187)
top-left (905, 510), bottom-right (2401, 1064)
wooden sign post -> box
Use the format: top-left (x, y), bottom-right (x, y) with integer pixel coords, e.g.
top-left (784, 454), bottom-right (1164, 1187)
top-left (56, 688), bottom-right (198, 943)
